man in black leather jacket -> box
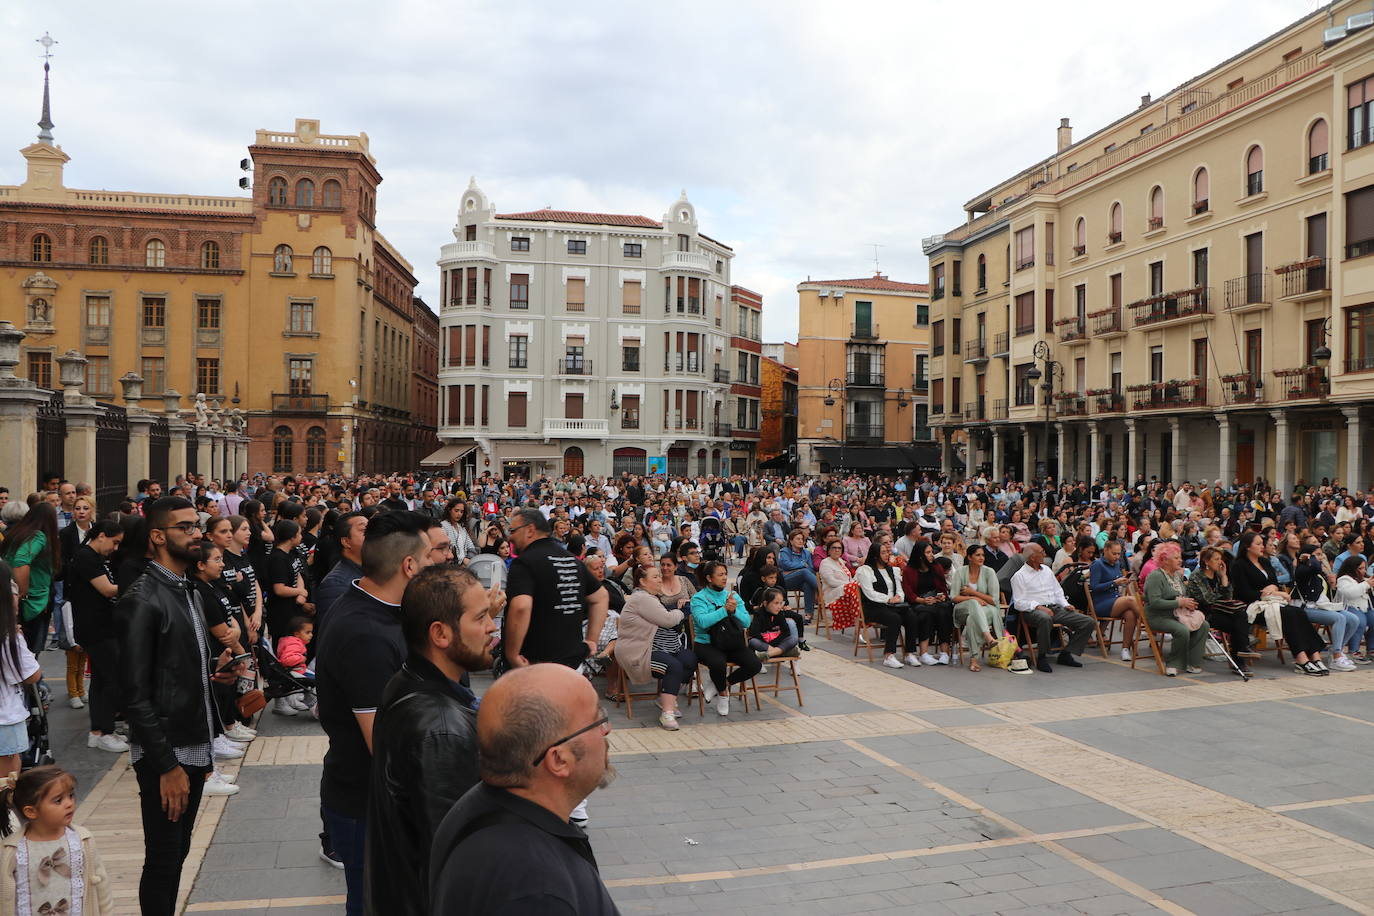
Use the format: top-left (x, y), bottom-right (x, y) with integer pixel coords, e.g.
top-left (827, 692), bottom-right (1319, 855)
top-left (118, 496), bottom-right (240, 916)
top-left (364, 565), bottom-right (501, 916)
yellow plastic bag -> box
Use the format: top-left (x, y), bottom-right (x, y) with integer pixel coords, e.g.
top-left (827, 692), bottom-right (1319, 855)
top-left (987, 632), bottom-right (1019, 669)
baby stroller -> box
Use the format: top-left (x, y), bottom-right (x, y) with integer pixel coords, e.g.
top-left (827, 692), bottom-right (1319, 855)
top-left (21, 682), bottom-right (53, 769)
top-left (254, 641), bottom-right (314, 715)
top-left (699, 517), bottom-right (727, 564)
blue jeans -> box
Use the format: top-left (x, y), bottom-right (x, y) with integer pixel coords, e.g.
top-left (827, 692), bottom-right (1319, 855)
top-left (1304, 606), bottom-right (1358, 656)
top-left (731, 534), bottom-right (748, 558)
top-left (1350, 606), bottom-right (1374, 654)
top-left (322, 805), bottom-right (365, 916)
top-left (781, 567), bottom-right (817, 617)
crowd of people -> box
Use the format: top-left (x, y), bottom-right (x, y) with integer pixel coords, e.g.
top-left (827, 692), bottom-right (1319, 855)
top-left (0, 466), bottom-right (1368, 914)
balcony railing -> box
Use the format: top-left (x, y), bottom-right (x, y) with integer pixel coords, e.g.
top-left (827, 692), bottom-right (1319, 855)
top-left (931, 287), bottom-right (945, 301)
top-left (992, 398), bottom-right (1008, 420)
top-left (1224, 273), bottom-right (1271, 309)
top-left (964, 400), bottom-right (987, 421)
top-left (912, 374), bottom-right (929, 392)
top-left (713, 366), bottom-right (731, 383)
top-left (845, 424), bottom-right (886, 442)
top-left (661, 251), bottom-right (711, 273)
top-left (850, 322), bottom-right (880, 339)
top-left (1129, 379), bottom-right (1206, 410)
top-left (1015, 257), bottom-right (1035, 271)
top-left (931, 401), bottom-right (944, 415)
top-left (1273, 366), bottom-right (1329, 400)
top-left (555, 357), bottom-right (594, 376)
top-left (1277, 258), bottom-right (1330, 299)
top-left (932, 341), bottom-right (945, 357)
top-left (1054, 395), bottom-right (1088, 417)
top-left (846, 371), bottom-right (885, 387)
top-left (1129, 287), bottom-right (1211, 326)
top-left (1147, 217), bottom-right (1164, 231)
top-left (712, 421), bottom-right (733, 437)
top-left (543, 418), bottom-right (610, 437)
top-left (1056, 317), bottom-right (1087, 342)
top-left (1091, 308), bottom-right (1124, 335)
top-left (1091, 391), bottom-right (1125, 413)
top-left (1015, 321), bottom-right (1036, 337)
top-left (1072, 244), bottom-right (1086, 257)
top-left (1221, 373), bottom-right (1263, 405)
top-left (272, 393), bottom-right (327, 414)
top-left (991, 332), bottom-right (1010, 356)
top-left (965, 338), bottom-right (987, 360)
top-left (1347, 355), bottom-right (1374, 373)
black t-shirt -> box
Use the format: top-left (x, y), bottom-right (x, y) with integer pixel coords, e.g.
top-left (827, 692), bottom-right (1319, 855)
top-left (220, 550), bottom-right (255, 615)
top-left (316, 583), bottom-right (406, 817)
top-left (66, 545), bottom-right (116, 644)
top-left (266, 548), bottom-right (305, 635)
top-left (505, 537), bottom-right (603, 665)
top-left (194, 578), bottom-right (234, 630)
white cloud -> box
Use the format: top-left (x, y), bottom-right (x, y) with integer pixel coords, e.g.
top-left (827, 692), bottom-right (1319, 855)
top-left (1, 0), bottom-right (1306, 342)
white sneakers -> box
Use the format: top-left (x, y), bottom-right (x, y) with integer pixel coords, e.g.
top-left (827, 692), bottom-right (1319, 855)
top-left (212, 736), bottom-right (245, 760)
top-left (1121, 647), bottom-right (1133, 662)
top-left (903, 653), bottom-right (921, 667)
top-left (936, 652), bottom-right (951, 666)
top-left (203, 772), bottom-right (240, 796)
top-left (715, 696), bottom-right (730, 716)
top-left (224, 723), bottom-right (256, 742)
top-left (87, 733), bottom-right (128, 753)
top-left (68, 696), bottom-right (85, 710)
top-left (658, 710), bottom-right (680, 730)
top-left (701, 680), bottom-right (719, 704)
top-left (882, 655), bottom-right (905, 669)
top-left (1332, 655), bottom-right (1358, 671)
top-left (273, 697), bottom-right (299, 717)
top-left (918, 652), bottom-right (939, 667)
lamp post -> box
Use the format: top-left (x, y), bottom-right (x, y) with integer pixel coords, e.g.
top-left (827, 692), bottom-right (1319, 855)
top-left (822, 378), bottom-right (844, 469)
top-left (1023, 340), bottom-right (1063, 483)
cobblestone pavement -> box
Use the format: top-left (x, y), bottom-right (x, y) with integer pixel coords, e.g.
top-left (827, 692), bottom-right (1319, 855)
top-left (43, 626), bottom-right (1374, 915)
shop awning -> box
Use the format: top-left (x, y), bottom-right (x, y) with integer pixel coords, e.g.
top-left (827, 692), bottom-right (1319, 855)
top-left (758, 452), bottom-right (794, 470)
top-left (420, 443), bottom-right (477, 468)
top-left (497, 442), bottom-right (566, 462)
top-left (815, 444), bottom-right (952, 472)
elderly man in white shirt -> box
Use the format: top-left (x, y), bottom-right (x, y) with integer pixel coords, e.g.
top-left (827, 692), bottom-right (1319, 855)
top-left (1010, 543), bottom-right (1095, 673)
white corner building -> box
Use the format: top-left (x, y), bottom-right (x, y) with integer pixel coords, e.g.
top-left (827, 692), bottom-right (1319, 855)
top-left (433, 181), bottom-right (740, 479)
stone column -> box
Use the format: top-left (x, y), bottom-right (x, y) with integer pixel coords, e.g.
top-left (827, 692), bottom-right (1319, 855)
top-left (0, 324), bottom-right (47, 492)
top-left (210, 432), bottom-right (224, 483)
top-left (1271, 411), bottom-right (1292, 498)
top-left (991, 427), bottom-right (1004, 483)
top-left (1126, 419), bottom-right (1139, 484)
top-left (1088, 422), bottom-right (1101, 485)
top-left (63, 403), bottom-right (100, 488)
top-left (126, 412), bottom-right (155, 494)
top-left (1216, 412), bottom-right (1233, 489)
top-left (938, 428), bottom-right (951, 477)
top-left (1055, 422), bottom-right (1067, 483)
top-left (196, 430), bottom-right (212, 480)
top-left (168, 421), bottom-right (190, 482)
top-left (1169, 417), bottom-right (1186, 486)
top-left (1344, 407), bottom-right (1363, 492)
top-left (235, 436), bottom-right (250, 481)
top-left (1021, 425), bottom-right (1035, 483)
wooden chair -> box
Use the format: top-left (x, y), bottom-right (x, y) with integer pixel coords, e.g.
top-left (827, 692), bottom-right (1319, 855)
top-left (1014, 609), bottom-right (1070, 667)
top-left (685, 617), bottom-right (758, 712)
top-left (1125, 580), bottom-right (1167, 675)
top-left (753, 654), bottom-right (804, 707)
top-left (613, 665), bottom-right (669, 720)
top-left (1081, 577), bottom-right (1113, 659)
top-left (852, 604), bottom-right (885, 663)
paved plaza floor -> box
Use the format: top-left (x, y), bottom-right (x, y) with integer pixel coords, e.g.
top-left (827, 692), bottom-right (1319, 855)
top-left (46, 625), bottom-right (1374, 915)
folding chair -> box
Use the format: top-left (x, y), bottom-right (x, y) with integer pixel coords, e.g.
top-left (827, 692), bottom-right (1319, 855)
top-left (852, 605), bottom-right (884, 663)
top-left (685, 617), bottom-right (757, 712)
top-left (1081, 577), bottom-right (1113, 659)
top-left (753, 655), bottom-right (804, 707)
top-left (1014, 609), bottom-right (1070, 668)
top-left (1124, 580), bottom-right (1167, 675)
top-left (612, 666), bottom-right (667, 720)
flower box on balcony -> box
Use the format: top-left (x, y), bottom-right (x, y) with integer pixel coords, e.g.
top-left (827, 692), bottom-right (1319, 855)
top-left (1147, 217), bottom-right (1164, 230)
top-left (1072, 245), bottom-right (1087, 257)
top-left (1053, 316), bottom-right (1082, 327)
top-left (1084, 388), bottom-right (1115, 397)
top-left (1107, 232), bottom-right (1123, 244)
top-left (1125, 383), bottom-right (1155, 393)
top-left (1085, 307), bottom-right (1117, 319)
top-left (1274, 257), bottom-right (1324, 274)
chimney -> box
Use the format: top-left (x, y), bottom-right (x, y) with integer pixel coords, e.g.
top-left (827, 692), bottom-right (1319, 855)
top-left (1057, 118), bottom-right (1072, 152)
top-left (1140, 93), bottom-right (1152, 108)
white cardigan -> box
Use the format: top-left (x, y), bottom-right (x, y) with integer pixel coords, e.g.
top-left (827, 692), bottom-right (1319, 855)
top-left (854, 564), bottom-right (901, 604)
top-left (1336, 574), bottom-right (1372, 610)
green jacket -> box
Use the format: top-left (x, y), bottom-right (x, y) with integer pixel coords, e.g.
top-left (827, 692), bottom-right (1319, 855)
top-left (1144, 568), bottom-right (1185, 618)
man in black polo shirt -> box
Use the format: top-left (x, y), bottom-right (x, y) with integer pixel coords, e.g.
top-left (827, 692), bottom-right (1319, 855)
top-left (429, 664), bottom-right (620, 915)
top-left (314, 511), bottom-right (436, 916)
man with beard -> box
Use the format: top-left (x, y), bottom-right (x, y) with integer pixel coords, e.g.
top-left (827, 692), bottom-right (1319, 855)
top-left (364, 566), bottom-right (504, 915)
top-left (119, 497), bottom-right (243, 916)
top-left (429, 664), bottom-right (620, 915)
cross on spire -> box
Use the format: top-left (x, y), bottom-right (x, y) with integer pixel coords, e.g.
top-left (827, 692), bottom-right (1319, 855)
top-left (37, 33), bottom-right (56, 144)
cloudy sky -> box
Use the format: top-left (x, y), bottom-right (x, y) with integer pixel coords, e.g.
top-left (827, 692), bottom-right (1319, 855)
top-left (0, 0), bottom-right (1313, 342)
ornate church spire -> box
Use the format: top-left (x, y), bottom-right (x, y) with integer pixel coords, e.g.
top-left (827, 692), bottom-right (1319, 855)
top-left (36, 33), bottom-right (57, 144)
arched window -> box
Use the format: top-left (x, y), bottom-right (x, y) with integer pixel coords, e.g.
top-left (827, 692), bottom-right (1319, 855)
top-left (305, 426), bottom-right (326, 472)
top-left (31, 233), bottom-right (51, 263)
top-left (1148, 186), bottom-right (1163, 229)
top-left (273, 426), bottom-right (294, 472)
top-left (1108, 203), bottom-right (1122, 243)
top-left (976, 254), bottom-right (986, 290)
top-left (200, 240), bottom-right (220, 269)
top-left (274, 244), bottom-right (294, 273)
top-left (1245, 145), bottom-right (1264, 195)
top-left (1308, 119), bottom-right (1329, 174)
top-left (312, 246), bottom-right (332, 275)
top-left (89, 236), bottom-right (108, 265)
top-left (1073, 217), bottom-right (1085, 255)
top-left (295, 179), bottom-right (315, 208)
top-left (268, 176), bottom-right (288, 206)
top-left (1193, 168), bottom-right (1209, 214)
top-left (145, 238), bottom-right (165, 268)
top-left (563, 446), bottom-right (584, 477)
top-left (322, 179), bottom-right (342, 208)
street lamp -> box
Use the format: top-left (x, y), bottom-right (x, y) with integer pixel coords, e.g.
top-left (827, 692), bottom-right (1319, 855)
top-left (822, 377), bottom-right (843, 407)
top-left (1025, 340), bottom-right (1064, 483)
top-left (1313, 318), bottom-right (1332, 366)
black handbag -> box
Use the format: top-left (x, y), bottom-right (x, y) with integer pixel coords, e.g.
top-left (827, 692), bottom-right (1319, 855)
top-left (708, 613), bottom-right (747, 651)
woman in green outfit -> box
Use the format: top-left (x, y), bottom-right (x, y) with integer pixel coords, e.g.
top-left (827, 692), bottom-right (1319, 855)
top-left (1143, 540), bottom-right (1207, 677)
top-left (2, 502), bottom-right (60, 654)
top-left (949, 544), bottom-right (1001, 672)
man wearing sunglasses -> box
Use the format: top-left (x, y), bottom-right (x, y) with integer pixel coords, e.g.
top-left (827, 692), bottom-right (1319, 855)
top-left (430, 663), bottom-right (620, 915)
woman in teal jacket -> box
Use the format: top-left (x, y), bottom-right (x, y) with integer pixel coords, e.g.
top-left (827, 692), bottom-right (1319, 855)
top-left (690, 560), bottom-right (761, 717)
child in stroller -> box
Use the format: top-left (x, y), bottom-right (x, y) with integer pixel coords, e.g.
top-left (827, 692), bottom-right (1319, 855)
top-left (699, 516), bottom-right (727, 564)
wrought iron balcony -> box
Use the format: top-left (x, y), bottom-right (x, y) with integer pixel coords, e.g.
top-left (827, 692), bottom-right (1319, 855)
top-left (846, 371), bottom-right (885, 387)
top-left (555, 357), bottom-right (594, 376)
top-left (272, 393), bottom-right (327, 414)
top-left (1273, 366), bottom-right (1329, 401)
top-left (850, 322), bottom-right (880, 340)
top-left (964, 338), bottom-right (987, 361)
top-left (1128, 379), bottom-right (1206, 410)
top-left (1224, 274), bottom-right (1272, 310)
top-left (992, 398), bottom-right (1008, 420)
top-left (1277, 258), bottom-right (1329, 300)
top-left (1129, 287), bottom-right (1212, 326)
top-left (1090, 308), bottom-right (1125, 336)
top-left (1091, 391), bottom-right (1125, 414)
top-left (845, 424), bottom-right (886, 443)
top-left (991, 332), bottom-right (1010, 357)
top-left (1055, 317), bottom-right (1087, 343)
top-left (1221, 373), bottom-right (1263, 405)
top-left (1054, 395), bottom-right (1088, 417)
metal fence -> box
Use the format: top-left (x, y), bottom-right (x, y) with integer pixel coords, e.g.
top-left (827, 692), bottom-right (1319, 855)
top-left (95, 403), bottom-right (128, 517)
top-left (36, 391), bottom-right (65, 486)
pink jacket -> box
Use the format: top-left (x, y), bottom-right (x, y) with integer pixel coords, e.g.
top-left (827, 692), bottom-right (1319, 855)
top-left (277, 635), bottom-right (309, 673)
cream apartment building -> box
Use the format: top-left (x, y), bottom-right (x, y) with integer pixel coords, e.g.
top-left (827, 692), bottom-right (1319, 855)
top-left (924, 1), bottom-right (1374, 494)
top-left (433, 182), bottom-right (739, 479)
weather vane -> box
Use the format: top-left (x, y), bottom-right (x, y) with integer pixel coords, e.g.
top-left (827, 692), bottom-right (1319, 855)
top-left (37, 32), bottom-right (57, 62)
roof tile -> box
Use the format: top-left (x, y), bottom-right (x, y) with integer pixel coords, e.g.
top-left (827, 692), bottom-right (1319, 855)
top-left (496, 209), bottom-right (662, 229)
top-left (803, 276), bottom-right (929, 293)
